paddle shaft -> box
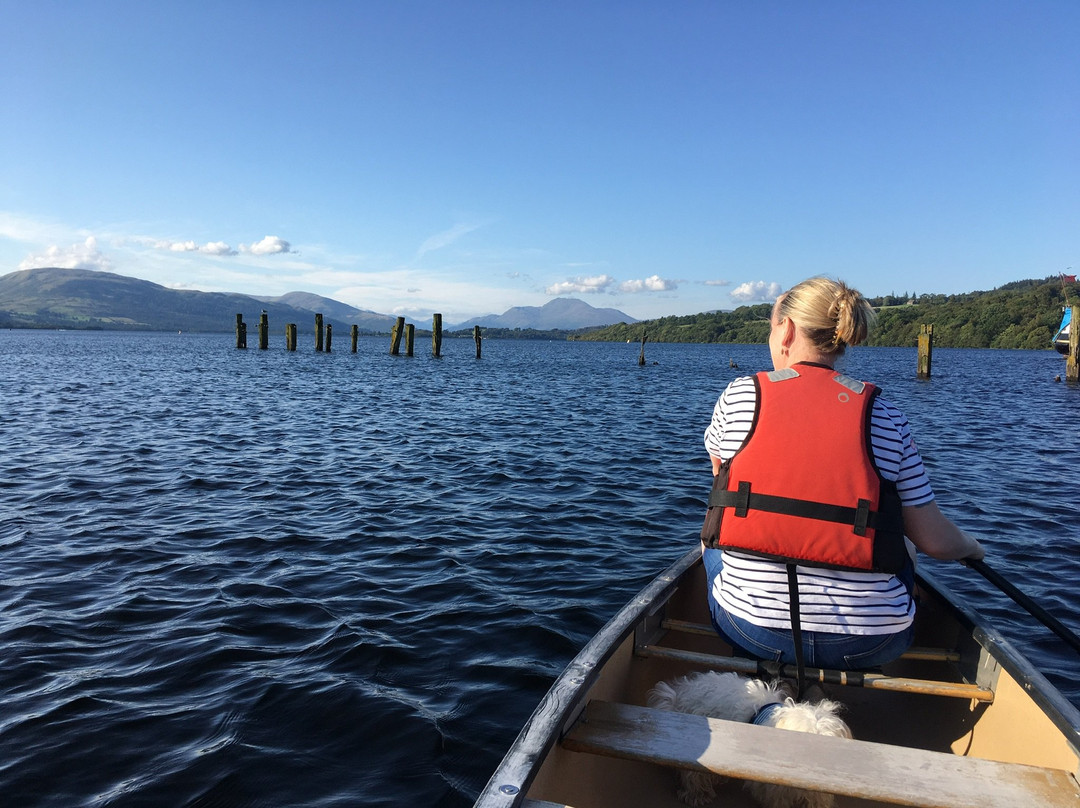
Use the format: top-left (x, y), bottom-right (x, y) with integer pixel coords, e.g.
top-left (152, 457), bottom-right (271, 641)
top-left (967, 558), bottom-right (1080, 655)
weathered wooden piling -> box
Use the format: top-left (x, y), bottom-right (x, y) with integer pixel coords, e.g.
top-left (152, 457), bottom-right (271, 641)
top-left (258, 310), bottom-right (269, 350)
top-left (390, 316), bottom-right (405, 355)
top-left (351, 325), bottom-right (359, 353)
top-left (1067, 305), bottom-right (1079, 384)
top-left (405, 323), bottom-right (415, 357)
top-left (917, 324), bottom-right (934, 379)
top-left (473, 325), bottom-right (482, 359)
top-left (432, 313), bottom-right (443, 358)
top-left (638, 332), bottom-right (647, 366)
top-left (325, 323), bottom-right (333, 353)
top-left (315, 314), bottom-right (324, 352)
top-left (236, 314), bottom-right (247, 349)
top-left (286, 323), bottom-right (297, 351)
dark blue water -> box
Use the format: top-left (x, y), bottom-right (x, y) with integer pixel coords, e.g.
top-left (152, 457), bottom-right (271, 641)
top-left (1, 331), bottom-right (1077, 807)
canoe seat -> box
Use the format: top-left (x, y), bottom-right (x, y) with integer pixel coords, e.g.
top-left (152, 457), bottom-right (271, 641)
top-left (562, 700), bottom-right (1080, 808)
top-left (636, 644), bottom-right (994, 702)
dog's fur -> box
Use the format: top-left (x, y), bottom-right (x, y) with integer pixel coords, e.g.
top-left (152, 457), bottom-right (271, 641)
top-left (646, 671), bottom-right (851, 808)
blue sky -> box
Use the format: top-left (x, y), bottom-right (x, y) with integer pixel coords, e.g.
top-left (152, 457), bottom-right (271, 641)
top-left (2, 1), bottom-right (1077, 322)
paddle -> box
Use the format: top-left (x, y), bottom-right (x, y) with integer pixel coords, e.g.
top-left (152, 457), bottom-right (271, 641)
top-left (965, 558), bottom-right (1080, 655)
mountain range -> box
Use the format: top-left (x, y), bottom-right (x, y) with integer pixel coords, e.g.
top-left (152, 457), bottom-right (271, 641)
top-left (0, 267), bottom-right (637, 333)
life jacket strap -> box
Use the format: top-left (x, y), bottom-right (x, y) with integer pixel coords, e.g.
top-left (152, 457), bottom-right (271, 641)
top-left (786, 563), bottom-right (806, 700)
top-left (709, 482), bottom-right (895, 536)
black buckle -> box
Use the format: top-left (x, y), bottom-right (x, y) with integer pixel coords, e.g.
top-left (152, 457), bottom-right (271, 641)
top-left (854, 498), bottom-right (870, 536)
top-left (735, 481), bottom-right (751, 518)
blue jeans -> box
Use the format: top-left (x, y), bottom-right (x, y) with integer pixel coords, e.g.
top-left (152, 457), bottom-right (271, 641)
top-left (703, 549), bottom-right (915, 671)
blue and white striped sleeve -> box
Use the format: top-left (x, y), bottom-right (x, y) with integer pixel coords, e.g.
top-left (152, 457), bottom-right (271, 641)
top-left (703, 376), bottom-right (757, 462)
top-left (870, 396), bottom-right (935, 507)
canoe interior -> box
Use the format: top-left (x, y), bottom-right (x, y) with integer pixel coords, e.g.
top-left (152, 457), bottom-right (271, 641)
top-left (479, 549), bottom-right (1080, 808)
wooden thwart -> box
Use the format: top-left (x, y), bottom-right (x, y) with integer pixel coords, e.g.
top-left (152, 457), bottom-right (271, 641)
top-left (564, 701), bottom-right (1080, 808)
top-left (636, 645), bottom-right (994, 701)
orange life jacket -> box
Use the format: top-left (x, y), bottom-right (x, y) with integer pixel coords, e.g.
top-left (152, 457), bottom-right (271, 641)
top-left (702, 363), bottom-right (907, 573)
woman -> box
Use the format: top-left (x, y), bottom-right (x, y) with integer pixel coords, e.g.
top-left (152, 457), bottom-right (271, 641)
top-left (702, 276), bottom-right (984, 670)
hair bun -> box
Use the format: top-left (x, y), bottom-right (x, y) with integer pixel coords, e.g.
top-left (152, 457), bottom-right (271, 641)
top-left (777, 276), bottom-right (875, 354)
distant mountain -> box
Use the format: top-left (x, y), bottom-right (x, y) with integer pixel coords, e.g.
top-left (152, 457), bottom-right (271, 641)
top-left (452, 298), bottom-right (637, 331)
top-left (0, 267), bottom-right (394, 334)
top-left (257, 291), bottom-right (396, 333)
top-left (0, 267), bottom-right (638, 335)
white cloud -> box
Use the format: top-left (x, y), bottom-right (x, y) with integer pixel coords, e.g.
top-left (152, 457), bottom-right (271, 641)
top-left (619, 274), bottom-right (677, 293)
top-left (19, 236), bottom-right (111, 271)
top-left (730, 280), bottom-right (784, 303)
top-left (201, 241), bottom-right (235, 256)
top-left (146, 238), bottom-right (237, 255)
top-left (703, 279), bottom-right (731, 287)
top-left (241, 235), bottom-right (293, 255)
top-left (0, 211), bottom-right (60, 243)
top-left (545, 274), bottom-right (615, 295)
top-left (416, 222), bottom-right (485, 259)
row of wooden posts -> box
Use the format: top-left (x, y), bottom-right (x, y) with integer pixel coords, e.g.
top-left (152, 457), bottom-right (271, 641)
top-left (235, 312), bottom-right (483, 358)
top-left (237, 307), bottom-right (1080, 382)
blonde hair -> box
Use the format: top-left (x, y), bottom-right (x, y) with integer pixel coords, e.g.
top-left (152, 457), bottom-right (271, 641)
top-left (775, 276), bottom-right (875, 355)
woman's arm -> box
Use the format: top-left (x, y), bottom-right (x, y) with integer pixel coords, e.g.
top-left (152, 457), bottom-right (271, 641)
top-left (902, 500), bottom-right (985, 561)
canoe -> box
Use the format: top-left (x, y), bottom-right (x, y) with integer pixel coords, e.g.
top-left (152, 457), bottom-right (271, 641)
top-left (474, 547), bottom-right (1080, 808)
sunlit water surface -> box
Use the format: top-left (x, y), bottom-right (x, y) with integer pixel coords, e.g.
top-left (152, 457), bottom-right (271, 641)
top-left (1, 331), bottom-right (1077, 806)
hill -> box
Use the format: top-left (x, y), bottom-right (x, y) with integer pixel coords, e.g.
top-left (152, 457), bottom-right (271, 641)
top-left (258, 291), bottom-right (396, 333)
top-left (451, 298), bottom-right (637, 331)
top-left (574, 276), bottom-right (1078, 350)
top-left (0, 267), bottom-right (638, 335)
top-left (0, 267), bottom-right (394, 334)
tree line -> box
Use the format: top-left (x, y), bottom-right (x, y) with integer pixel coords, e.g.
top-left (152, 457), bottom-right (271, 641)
top-left (572, 276), bottom-right (1076, 349)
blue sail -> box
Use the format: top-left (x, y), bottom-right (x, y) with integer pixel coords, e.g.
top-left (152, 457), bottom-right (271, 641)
top-left (1053, 307), bottom-right (1071, 354)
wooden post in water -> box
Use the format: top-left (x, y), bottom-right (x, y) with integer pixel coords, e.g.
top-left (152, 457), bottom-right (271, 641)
top-left (390, 316), bottom-right (405, 355)
top-left (405, 323), bottom-right (415, 357)
top-left (351, 325), bottom-right (359, 353)
top-left (315, 314), bottom-right (324, 352)
top-left (286, 323), bottom-right (297, 351)
top-left (1067, 305), bottom-right (1079, 384)
top-left (236, 313), bottom-right (247, 349)
top-left (258, 310), bottom-right (269, 350)
top-left (638, 331), bottom-right (647, 366)
top-left (917, 324), bottom-right (934, 379)
top-left (473, 325), bottom-right (482, 359)
top-left (432, 313), bottom-right (443, 358)
top-left (325, 323), bottom-right (333, 353)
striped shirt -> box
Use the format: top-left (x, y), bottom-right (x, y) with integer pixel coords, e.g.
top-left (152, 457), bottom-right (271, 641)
top-left (703, 373), bottom-right (932, 635)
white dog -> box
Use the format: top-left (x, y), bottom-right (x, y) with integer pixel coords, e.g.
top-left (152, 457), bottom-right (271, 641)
top-left (646, 671), bottom-right (851, 808)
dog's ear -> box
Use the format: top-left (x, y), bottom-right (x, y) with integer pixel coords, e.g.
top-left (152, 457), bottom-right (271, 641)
top-left (646, 681), bottom-right (678, 710)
